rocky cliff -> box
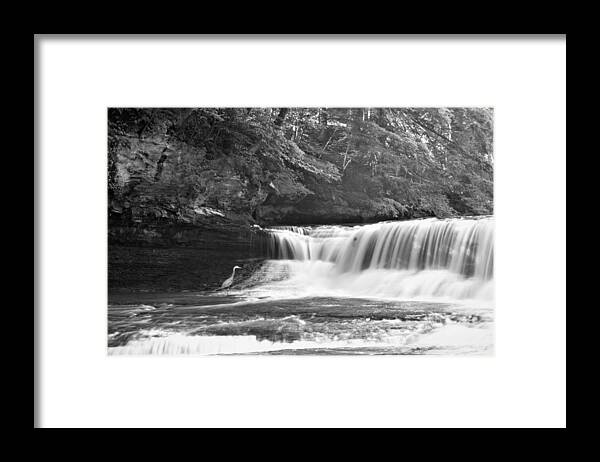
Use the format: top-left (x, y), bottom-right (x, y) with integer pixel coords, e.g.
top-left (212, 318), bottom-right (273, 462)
top-left (108, 108), bottom-right (468, 229)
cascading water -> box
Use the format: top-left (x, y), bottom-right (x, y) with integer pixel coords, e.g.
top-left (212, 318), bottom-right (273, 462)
top-left (258, 217), bottom-right (494, 302)
top-left (108, 216), bottom-right (495, 355)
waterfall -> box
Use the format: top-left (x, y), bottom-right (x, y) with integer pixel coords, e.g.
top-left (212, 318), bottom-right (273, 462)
top-left (269, 225), bottom-right (311, 235)
top-left (259, 217), bottom-right (494, 302)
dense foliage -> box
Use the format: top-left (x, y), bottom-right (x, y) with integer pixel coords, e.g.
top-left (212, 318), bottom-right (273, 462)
top-left (108, 107), bottom-right (493, 225)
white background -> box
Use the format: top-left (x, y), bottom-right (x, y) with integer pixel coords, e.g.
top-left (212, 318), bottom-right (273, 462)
top-left (36, 36), bottom-right (566, 428)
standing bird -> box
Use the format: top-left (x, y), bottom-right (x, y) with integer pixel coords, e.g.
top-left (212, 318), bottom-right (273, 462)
top-left (220, 265), bottom-right (242, 294)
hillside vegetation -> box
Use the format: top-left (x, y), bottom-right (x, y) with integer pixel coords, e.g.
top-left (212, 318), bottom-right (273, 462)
top-left (108, 107), bottom-right (493, 227)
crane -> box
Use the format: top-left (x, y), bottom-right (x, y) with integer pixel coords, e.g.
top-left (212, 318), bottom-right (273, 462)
top-left (220, 265), bottom-right (242, 294)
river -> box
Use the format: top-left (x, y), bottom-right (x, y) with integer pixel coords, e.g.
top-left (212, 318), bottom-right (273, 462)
top-left (108, 216), bottom-right (494, 355)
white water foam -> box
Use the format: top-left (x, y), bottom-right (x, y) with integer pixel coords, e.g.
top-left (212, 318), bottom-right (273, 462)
top-left (235, 260), bottom-right (493, 308)
top-left (256, 217), bottom-right (494, 305)
top-left (108, 321), bottom-right (492, 356)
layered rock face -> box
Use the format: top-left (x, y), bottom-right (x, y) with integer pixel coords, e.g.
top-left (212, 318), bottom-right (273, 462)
top-left (108, 221), bottom-right (269, 293)
top-left (108, 132), bottom-right (415, 227)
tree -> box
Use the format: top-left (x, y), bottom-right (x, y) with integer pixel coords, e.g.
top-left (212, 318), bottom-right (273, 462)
top-left (274, 108), bottom-right (289, 127)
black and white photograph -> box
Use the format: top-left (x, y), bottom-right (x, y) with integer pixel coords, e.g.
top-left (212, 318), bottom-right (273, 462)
top-left (35, 35), bottom-right (565, 428)
top-left (108, 107), bottom-right (494, 355)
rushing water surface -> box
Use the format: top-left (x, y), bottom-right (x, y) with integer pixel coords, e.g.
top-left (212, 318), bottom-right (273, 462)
top-left (109, 216), bottom-right (494, 355)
